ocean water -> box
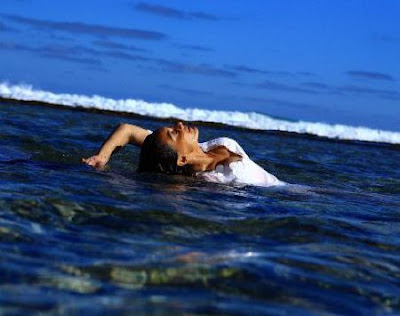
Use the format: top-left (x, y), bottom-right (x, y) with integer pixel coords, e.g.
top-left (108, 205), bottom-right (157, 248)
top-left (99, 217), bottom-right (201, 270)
top-left (1, 100), bottom-right (400, 315)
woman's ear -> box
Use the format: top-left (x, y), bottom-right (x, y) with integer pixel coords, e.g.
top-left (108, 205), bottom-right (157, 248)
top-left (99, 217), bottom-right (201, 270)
top-left (177, 154), bottom-right (187, 167)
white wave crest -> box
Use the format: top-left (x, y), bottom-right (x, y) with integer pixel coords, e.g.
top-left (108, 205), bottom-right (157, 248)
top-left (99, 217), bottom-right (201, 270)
top-left (1, 82), bottom-right (400, 144)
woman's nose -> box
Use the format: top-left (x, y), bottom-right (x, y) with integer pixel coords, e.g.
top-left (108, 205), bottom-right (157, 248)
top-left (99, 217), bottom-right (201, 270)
top-left (175, 121), bottom-right (184, 130)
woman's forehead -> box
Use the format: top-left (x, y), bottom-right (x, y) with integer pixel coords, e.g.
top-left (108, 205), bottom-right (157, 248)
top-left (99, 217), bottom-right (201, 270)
top-left (154, 127), bottom-right (171, 144)
top-left (155, 126), bottom-right (169, 136)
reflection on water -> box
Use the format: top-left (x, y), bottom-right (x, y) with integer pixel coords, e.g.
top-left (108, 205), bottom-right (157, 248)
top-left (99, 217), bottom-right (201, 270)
top-left (1, 102), bottom-right (400, 315)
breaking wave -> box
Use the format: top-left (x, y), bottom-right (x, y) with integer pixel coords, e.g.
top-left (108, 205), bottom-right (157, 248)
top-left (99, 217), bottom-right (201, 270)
top-left (1, 82), bottom-right (399, 144)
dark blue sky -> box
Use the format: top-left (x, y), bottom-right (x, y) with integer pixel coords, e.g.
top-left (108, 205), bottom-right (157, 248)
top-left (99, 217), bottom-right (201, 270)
top-left (1, 0), bottom-right (399, 130)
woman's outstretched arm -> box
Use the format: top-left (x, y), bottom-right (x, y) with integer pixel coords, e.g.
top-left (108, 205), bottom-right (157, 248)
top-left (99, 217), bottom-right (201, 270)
top-left (82, 123), bottom-right (151, 169)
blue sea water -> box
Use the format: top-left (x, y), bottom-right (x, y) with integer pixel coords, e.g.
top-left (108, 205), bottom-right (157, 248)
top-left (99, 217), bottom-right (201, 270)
top-left (1, 101), bottom-right (400, 315)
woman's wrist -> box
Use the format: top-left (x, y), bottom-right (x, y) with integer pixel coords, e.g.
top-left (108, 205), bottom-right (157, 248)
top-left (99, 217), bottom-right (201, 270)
top-left (96, 150), bottom-right (111, 163)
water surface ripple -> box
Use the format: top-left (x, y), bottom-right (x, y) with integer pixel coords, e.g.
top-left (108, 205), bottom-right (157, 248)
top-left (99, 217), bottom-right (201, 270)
top-left (1, 102), bottom-right (400, 315)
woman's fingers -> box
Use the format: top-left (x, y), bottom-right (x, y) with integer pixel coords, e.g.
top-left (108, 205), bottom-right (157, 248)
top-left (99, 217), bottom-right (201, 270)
top-left (82, 156), bottom-right (96, 166)
top-left (82, 155), bottom-right (105, 169)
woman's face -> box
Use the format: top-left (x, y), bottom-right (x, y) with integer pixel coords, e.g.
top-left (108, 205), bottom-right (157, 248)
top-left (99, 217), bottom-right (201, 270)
top-left (157, 121), bottom-right (199, 155)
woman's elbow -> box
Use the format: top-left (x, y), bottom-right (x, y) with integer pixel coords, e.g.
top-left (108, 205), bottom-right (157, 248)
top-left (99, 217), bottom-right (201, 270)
top-left (118, 123), bottom-right (131, 129)
top-left (117, 123), bottom-right (137, 133)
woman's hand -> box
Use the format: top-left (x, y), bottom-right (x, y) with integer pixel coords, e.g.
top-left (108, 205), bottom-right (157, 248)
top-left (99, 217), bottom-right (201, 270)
top-left (81, 154), bottom-right (108, 169)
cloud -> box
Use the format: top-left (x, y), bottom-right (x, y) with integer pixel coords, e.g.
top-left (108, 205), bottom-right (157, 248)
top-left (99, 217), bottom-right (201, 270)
top-left (101, 50), bottom-right (151, 62)
top-left (3, 13), bottom-right (166, 40)
top-left (300, 81), bottom-right (400, 99)
top-left (373, 34), bottom-right (400, 44)
top-left (227, 65), bottom-right (273, 75)
top-left (247, 74), bottom-right (400, 100)
top-left (226, 64), bottom-right (315, 78)
top-left (33, 42), bottom-right (151, 63)
top-left (175, 44), bottom-right (214, 52)
top-left (92, 40), bottom-right (147, 52)
top-left (39, 44), bottom-right (99, 56)
top-left (0, 41), bottom-right (28, 51)
top-left (346, 70), bottom-right (395, 81)
top-left (0, 41), bottom-right (102, 66)
top-left (40, 53), bottom-right (102, 65)
top-left (47, 33), bottom-right (75, 42)
top-left (0, 39), bottom-right (151, 63)
top-left (37, 43), bottom-right (151, 64)
top-left (0, 20), bottom-right (18, 32)
top-left (135, 2), bottom-right (186, 19)
top-left (158, 84), bottom-right (213, 96)
top-left (301, 82), bottom-right (330, 89)
top-left (256, 80), bottom-right (318, 94)
top-left (135, 2), bottom-right (220, 21)
top-left (337, 84), bottom-right (400, 98)
top-left (157, 60), bottom-right (237, 78)
top-left (0, 39), bottom-right (234, 78)
top-left (189, 11), bottom-right (219, 21)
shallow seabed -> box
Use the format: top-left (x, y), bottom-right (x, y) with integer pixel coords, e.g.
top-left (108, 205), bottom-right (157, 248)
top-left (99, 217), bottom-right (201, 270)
top-left (1, 102), bottom-right (400, 315)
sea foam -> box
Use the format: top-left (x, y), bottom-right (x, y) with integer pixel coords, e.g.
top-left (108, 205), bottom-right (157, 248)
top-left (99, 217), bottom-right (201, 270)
top-left (1, 82), bottom-right (399, 145)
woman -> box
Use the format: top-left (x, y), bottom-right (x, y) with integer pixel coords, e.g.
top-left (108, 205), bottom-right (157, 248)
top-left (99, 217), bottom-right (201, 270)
top-left (82, 122), bottom-right (284, 187)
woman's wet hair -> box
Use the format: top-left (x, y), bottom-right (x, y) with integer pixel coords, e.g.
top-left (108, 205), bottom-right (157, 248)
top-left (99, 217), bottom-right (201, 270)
top-left (138, 130), bottom-right (195, 176)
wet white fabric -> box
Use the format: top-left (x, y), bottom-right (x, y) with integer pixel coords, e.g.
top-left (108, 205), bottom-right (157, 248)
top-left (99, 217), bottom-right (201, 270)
top-left (198, 137), bottom-right (285, 187)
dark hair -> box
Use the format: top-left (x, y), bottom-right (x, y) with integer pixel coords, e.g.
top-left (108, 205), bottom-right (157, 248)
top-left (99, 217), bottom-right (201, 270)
top-left (137, 131), bottom-right (195, 176)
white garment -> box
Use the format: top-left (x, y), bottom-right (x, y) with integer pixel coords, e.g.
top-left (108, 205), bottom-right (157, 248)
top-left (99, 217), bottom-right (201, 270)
top-left (198, 137), bottom-right (285, 187)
